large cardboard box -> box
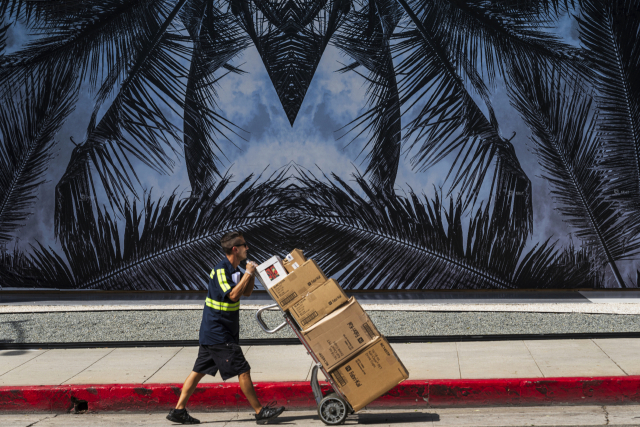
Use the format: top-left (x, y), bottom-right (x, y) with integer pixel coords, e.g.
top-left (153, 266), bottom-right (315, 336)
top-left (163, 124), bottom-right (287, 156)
top-left (290, 279), bottom-right (348, 329)
top-left (256, 256), bottom-right (288, 289)
top-left (330, 337), bottom-right (409, 411)
top-left (302, 297), bottom-right (379, 371)
top-left (268, 259), bottom-right (327, 311)
top-left (283, 248), bottom-right (306, 273)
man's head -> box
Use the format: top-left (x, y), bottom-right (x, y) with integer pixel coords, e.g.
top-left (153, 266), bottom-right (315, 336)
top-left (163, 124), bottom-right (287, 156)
top-left (220, 231), bottom-right (248, 261)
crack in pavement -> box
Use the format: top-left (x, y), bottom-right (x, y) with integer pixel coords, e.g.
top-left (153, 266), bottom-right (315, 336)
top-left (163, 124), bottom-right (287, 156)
top-left (222, 412), bottom-right (239, 427)
top-left (603, 405), bottom-right (610, 425)
top-left (25, 413), bottom-right (58, 427)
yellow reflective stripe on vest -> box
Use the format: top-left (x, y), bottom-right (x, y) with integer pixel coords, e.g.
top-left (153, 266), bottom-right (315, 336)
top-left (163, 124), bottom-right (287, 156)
top-left (205, 297), bottom-right (239, 311)
top-left (216, 268), bottom-right (231, 292)
top-left (210, 269), bottom-right (216, 279)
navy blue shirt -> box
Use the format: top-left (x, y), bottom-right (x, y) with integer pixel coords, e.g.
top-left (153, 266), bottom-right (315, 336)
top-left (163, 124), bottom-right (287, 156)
top-left (199, 258), bottom-right (241, 345)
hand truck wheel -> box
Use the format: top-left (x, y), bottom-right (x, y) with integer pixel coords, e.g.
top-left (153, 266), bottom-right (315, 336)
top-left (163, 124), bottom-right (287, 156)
top-left (317, 393), bottom-right (348, 425)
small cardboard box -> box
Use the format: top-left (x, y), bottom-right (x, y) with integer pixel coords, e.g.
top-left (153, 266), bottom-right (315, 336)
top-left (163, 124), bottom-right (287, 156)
top-left (283, 248), bottom-right (306, 273)
top-left (268, 259), bottom-right (327, 311)
top-left (302, 297), bottom-right (379, 371)
top-left (330, 337), bottom-right (409, 411)
top-left (290, 279), bottom-right (348, 329)
top-left (256, 256), bottom-right (288, 289)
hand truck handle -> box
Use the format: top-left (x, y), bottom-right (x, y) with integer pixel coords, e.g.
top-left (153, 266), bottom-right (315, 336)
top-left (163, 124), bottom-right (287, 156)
top-left (255, 303), bottom-right (288, 334)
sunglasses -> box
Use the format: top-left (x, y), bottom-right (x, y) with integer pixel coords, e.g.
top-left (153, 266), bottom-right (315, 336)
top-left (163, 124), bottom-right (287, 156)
top-left (235, 242), bottom-right (248, 248)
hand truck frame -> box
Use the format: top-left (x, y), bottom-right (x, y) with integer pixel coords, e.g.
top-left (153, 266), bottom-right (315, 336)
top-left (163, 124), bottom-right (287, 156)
top-left (255, 303), bottom-right (355, 425)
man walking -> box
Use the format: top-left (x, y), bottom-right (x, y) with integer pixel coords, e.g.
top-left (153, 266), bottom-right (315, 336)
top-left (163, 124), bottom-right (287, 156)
top-left (167, 231), bottom-right (285, 425)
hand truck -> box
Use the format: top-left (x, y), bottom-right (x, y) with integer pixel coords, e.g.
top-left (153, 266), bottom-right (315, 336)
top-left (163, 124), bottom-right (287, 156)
top-left (255, 303), bottom-right (355, 425)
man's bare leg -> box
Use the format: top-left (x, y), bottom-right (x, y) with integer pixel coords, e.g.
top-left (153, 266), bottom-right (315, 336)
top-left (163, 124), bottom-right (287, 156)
top-left (238, 371), bottom-right (262, 414)
top-left (176, 371), bottom-right (205, 410)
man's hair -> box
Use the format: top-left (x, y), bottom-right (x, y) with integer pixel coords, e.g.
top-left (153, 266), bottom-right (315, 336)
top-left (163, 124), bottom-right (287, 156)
top-left (220, 231), bottom-right (244, 255)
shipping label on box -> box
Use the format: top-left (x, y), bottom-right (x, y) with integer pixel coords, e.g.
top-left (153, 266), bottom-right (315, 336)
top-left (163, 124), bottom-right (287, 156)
top-left (268, 259), bottom-right (327, 311)
top-left (302, 297), bottom-right (379, 371)
top-left (330, 337), bottom-right (409, 412)
top-left (256, 256), bottom-right (287, 289)
top-left (290, 279), bottom-right (348, 329)
top-left (283, 248), bottom-right (306, 273)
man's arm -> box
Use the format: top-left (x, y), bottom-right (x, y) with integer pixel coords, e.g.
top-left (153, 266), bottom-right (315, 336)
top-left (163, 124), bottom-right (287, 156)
top-left (229, 262), bottom-right (257, 302)
top-left (243, 275), bottom-right (255, 297)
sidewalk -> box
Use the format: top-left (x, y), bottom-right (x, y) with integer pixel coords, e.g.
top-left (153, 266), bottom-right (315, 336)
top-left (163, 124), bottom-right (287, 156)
top-left (2, 338), bottom-right (640, 412)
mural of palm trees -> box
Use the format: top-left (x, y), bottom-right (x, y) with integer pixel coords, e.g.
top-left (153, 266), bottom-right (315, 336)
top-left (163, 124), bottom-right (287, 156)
top-left (0, 0), bottom-right (638, 290)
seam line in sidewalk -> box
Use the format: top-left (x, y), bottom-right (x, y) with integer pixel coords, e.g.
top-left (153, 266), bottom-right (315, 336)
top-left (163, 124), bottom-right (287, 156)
top-left (0, 349), bottom-right (50, 377)
top-left (243, 345), bottom-right (252, 355)
top-left (60, 348), bottom-right (116, 385)
top-left (591, 339), bottom-right (629, 376)
top-left (143, 347), bottom-right (184, 384)
top-left (522, 340), bottom-right (545, 378)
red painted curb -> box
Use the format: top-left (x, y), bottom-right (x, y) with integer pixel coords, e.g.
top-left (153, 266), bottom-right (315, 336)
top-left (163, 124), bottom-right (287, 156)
top-left (1, 377), bottom-right (639, 412)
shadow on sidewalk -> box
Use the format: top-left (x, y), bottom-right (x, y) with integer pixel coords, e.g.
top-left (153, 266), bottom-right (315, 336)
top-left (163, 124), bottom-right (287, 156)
top-left (257, 412), bottom-right (440, 425)
top-left (357, 412), bottom-right (440, 424)
top-left (0, 320), bottom-right (29, 355)
top-left (256, 414), bottom-right (318, 424)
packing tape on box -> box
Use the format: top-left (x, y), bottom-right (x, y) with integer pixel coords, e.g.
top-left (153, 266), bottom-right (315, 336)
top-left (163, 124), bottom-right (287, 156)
top-left (342, 386), bottom-right (351, 394)
top-left (308, 293), bottom-right (317, 302)
top-left (288, 272), bottom-right (297, 281)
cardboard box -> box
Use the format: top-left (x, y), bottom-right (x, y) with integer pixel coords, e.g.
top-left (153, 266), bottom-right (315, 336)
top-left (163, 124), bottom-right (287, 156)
top-left (290, 279), bottom-right (348, 329)
top-left (302, 297), bottom-right (379, 371)
top-left (256, 256), bottom-right (288, 289)
top-left (283, 248), bottom-right (306, 273)
top-left (268, 259), bottom-right (327, 311)
top-left (330, 337), bottom-right (409, 411)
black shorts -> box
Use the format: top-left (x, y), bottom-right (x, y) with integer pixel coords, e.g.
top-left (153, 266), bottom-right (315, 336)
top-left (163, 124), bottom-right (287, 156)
top-left (193, 343), bottom-right (251, 381)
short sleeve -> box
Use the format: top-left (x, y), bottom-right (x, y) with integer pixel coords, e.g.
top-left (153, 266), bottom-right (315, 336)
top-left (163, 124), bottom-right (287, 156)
top-left (213, 267), bottom-right (234, 298)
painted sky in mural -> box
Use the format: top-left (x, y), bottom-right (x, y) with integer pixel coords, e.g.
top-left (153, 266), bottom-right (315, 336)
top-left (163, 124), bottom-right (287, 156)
top-left (1, 0), bottom-right (638, 290)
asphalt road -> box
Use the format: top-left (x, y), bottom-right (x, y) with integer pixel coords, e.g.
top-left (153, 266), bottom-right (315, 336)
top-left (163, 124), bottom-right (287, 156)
top-left (3, 406), bottom-right (640, 426)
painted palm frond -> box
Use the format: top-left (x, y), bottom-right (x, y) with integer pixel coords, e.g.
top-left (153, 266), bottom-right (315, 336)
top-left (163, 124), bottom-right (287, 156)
top-left (32, 172), bottom-right (288, 290)
top-left (404, 0), bottom-right (580, 86)
top-left (232, 0), bottom-right (350, 125)
top-left (334, 0), bottom-right (403, 194)
top-left (392, 3), bottom-right (533, 240)
top-left (181, 0), bottom-right (249, 195)
top-left (0, 65), bottom-right (78, 244)
top-left (578, 0), bottom-right (640, 212)
top-left (0, 244), bottom-right (42, 288)
top-left (0, 1), bottom-right (88, 25)
top-left (0, 0), bottom-right (173, 99)
top-left (508, 61), bottom-right (640, 288)
top-left (498, 0), bottom-right (577, 17)
top-left (287, 167), bottom-right (595, 289)
top-left (0, 23), bottom-right (9, 55)
top-left (54, 0), bottom-right (191, 246)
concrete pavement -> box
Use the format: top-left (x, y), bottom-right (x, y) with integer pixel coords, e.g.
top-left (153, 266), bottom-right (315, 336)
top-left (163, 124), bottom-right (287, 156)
top-left (2, 406), bottom-right (640, 426)
top-left (2, 339), bottom-right (640, 413)
top-left (2, 338), bottom-right (639, 386)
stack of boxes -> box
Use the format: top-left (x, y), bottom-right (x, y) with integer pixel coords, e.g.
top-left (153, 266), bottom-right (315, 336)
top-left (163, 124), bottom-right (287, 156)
top-left (257, 249), bottom-right (409, 412)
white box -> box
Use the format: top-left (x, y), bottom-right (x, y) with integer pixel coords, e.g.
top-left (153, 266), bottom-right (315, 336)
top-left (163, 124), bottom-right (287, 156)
top-left (257, 256), bottom-right (288, 289)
